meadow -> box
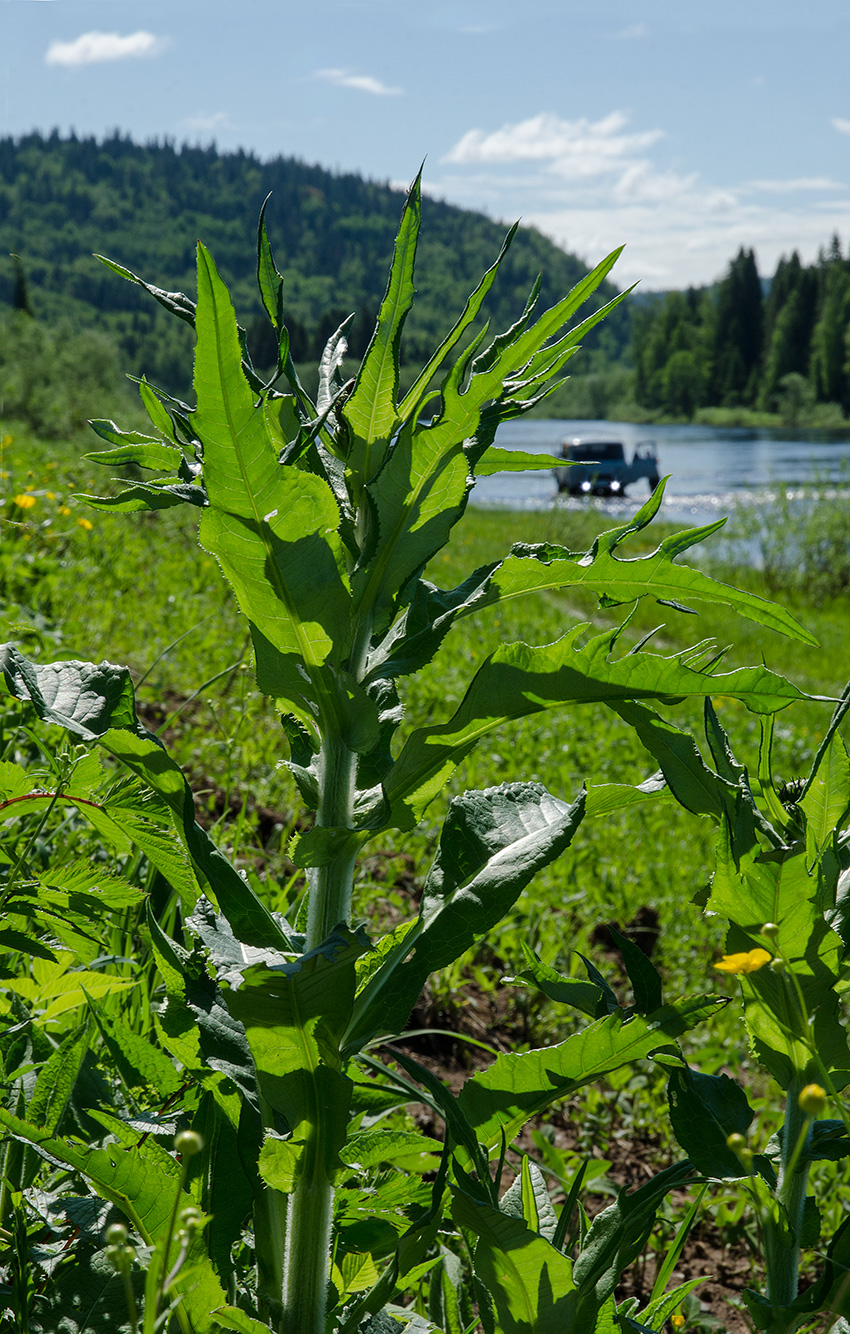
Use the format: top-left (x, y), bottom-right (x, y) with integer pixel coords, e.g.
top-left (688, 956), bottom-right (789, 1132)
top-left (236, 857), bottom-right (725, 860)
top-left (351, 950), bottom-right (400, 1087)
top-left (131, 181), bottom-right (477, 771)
top-left (3, 193), bottom-right (850, 1334)
top-left (5, 411), bottom-right (850, 1332)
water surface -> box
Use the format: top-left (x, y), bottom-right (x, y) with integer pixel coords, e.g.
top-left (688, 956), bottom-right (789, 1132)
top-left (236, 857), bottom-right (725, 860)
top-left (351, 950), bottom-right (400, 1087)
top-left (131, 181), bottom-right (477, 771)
top-left (477, 420), bottom-right (850, 526)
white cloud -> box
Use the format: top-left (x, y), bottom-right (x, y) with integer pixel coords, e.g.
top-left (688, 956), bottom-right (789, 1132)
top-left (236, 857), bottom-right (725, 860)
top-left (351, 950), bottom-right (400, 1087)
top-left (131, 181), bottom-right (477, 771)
top-left (45, 31), bottom-right (166, 67)
top-left (182, 111), bottom-right (233, 133)
top-left (832, 117), bottom-right (850, 136)
top-left (436, 109), bottom-right (850, 289)
top-left (445, 111), bottom-right (664, 183)
top-left (315, 68), bottom-right (401, 96)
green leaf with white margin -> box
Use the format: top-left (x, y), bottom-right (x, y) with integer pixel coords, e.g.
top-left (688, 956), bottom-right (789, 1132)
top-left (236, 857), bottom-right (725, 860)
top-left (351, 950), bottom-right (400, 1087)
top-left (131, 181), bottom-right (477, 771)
top-left (191, 241), bottom-right (366, 746)
top-left (467, 486), bottom-right (816, 645)
top-left (223, 926), bottom-right (368, 1191)
top-left (0, 646), bottom-right (291, 951)
top-left (344, 782), bottom-right (586, 1054)
top-left (456, 996), bottom-right (725, 1153)
top-left (342, 173), bottom-right (421, 490)
top-left (383, 622), bottom-right (811, 830)
top-left (500, 1157), bottom-right (559, 1242)
top-left (451, 1185), bottom-right (577, 1334)
top-left (85, 419), bottom-right (183, 471)
top-left (0, 1104), bottom-right (227, 1334)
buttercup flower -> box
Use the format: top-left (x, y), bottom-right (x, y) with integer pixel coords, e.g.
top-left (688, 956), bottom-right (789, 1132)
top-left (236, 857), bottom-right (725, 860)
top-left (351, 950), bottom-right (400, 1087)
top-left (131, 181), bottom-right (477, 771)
top-left (77, 517), bottom-right (93, 531)
top-left (13, 493), bottom-right (36, 509)
top-left (714, 948), bottom-right (772, 975)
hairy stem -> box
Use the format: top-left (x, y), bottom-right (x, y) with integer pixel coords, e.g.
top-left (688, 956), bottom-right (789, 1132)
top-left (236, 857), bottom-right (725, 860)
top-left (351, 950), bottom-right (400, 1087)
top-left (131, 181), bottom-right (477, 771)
top-left (283, 729), bottom-right (358, 1334)
top-left (765, 1076), bottom-right (810, 1320)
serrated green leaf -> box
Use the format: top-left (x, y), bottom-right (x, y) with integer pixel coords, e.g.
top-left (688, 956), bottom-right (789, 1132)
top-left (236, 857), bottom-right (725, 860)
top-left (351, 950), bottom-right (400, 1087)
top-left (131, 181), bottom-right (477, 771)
top-left (341, 1129), bottom-right (443, 1169)
top-left (456, 997), bottom-right (724, 1152)
top-left (475, 448), bottom-right (564, 475)
top-left (800, 732), bottom-right (850, 864)
top-left (86, 993), bottom-right (182, 1096)
top-left (343, 175), bottom-right (421, 488)
top-left (0, 1104), bottom-right (227, 1332)
top-left (383, 625), bottom-right (809, 830)
top-left (0, 646), bottom-right (291, 951)
top-left (26, 1021), bottom-right (90, 1136)
top-left (500, 1157), bottom-right (558, 1242)
top-left (471, 501), bottom-right (815, 645)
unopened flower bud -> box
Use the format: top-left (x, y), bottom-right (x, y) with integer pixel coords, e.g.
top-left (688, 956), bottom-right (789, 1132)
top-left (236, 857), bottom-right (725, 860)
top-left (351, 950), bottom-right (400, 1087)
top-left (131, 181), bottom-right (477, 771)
top-left (798, 1084), bottom-right (827, 1117)
top-left (726, 1132), bottom-right (753, 1168)
top-left (174, 1130), bottom-right (204, 1159)
top-left (762, 922), bottom-right (780, 941)
top-left (105, 1222), bottom-right (129, 1246)
top-left (179, 1205), bottom-right (204, 1232)
top-left (770, 957), bottom-right (786, 974)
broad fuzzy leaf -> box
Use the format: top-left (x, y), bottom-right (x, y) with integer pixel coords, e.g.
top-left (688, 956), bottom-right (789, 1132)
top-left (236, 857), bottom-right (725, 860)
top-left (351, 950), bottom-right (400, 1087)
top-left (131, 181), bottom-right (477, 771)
top-left (223, 927), bottom-right (367, 1192)
top-left (345, 782), bottom-right (585, 1052)
top-left (0, 646), bottom-right (291, 951)
top-left (451, 1186), bottom-right (577, 1334)
top-left (667, 1064), bottom-right (755, 1177)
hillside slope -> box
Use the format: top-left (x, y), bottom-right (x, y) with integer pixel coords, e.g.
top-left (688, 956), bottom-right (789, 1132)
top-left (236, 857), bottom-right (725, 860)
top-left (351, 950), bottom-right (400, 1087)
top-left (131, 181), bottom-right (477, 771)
top-left (0, 131), bottom-right (628, 391)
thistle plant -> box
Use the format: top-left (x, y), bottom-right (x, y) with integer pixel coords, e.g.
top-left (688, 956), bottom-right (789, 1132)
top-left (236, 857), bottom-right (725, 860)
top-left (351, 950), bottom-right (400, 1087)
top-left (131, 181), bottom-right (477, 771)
top-left (0, 177), bottom-right (825, 1333)
top-left (633, 690), bottom-right (850, 1331)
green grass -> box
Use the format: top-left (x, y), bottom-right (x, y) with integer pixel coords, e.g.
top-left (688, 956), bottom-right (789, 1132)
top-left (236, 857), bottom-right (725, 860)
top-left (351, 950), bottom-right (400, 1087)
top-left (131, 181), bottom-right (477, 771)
top-left (4, 420), bottom-right (847, 1064)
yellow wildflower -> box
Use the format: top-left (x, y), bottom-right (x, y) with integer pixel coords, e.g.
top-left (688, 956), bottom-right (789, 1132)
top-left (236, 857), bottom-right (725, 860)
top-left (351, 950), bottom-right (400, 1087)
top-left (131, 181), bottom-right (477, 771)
top-left (714, 948), bottom-right (771, 975)
top-left (58, 505), bottom-right (71, 516)
top-left (671, 1312), bottom-right (686, 1330)
top-left (77, 517), bottom-right (93, 531)
top-left (46, 491), bottom-right (56, 500)
top-left (13, 493), bottom-right (36, 509)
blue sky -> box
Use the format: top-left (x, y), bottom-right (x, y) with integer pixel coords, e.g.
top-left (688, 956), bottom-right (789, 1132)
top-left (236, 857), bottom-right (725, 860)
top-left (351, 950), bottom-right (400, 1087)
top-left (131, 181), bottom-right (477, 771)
top-left (2, 0), bottom-right (850, 289)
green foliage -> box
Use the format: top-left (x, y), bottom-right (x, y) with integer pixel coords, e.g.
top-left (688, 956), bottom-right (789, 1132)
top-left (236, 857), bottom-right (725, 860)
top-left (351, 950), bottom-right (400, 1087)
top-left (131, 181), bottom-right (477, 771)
top-left (633, 235), bottom-right (850, 421)
top-left (0, 131), bottom-right (627, 396)
top-left (0, 179), bottom-right (837, 1334)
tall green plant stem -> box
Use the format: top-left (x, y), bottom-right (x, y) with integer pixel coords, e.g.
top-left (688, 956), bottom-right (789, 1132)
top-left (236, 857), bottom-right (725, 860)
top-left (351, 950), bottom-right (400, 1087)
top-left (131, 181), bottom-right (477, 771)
top-left (765, 1075), bottom-right (810, 1323)
top-left (285, 724), bottom-right (360, 1334)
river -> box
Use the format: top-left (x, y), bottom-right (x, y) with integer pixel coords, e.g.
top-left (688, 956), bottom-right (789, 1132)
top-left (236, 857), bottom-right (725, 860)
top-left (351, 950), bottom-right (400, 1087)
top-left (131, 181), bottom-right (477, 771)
top-left (476, 420), bottom-right (850, 526)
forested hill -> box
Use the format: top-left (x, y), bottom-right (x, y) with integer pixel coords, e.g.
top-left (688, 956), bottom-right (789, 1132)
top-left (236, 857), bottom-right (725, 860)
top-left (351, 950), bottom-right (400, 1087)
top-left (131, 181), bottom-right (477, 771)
top-left (0, 131), bottom-right (627, 392)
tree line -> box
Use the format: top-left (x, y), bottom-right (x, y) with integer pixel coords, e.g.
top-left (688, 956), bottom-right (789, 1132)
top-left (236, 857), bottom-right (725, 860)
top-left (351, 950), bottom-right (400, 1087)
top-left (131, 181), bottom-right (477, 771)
top-left (0, 130), bottom-right (627, 400)
top-left (633, 239), bottom-right (850, 422)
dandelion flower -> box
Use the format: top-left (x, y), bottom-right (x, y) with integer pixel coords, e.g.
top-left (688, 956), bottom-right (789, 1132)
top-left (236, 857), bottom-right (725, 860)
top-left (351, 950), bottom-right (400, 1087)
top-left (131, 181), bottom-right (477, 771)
top-left (714, 948), bottom-right (772, 975)
top-left (77, 517), bottom-right (93, 531)
top-left (13, 493), bottom-right (36, 509)
top-left (671, 1312), bottom-right (686, 1330)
